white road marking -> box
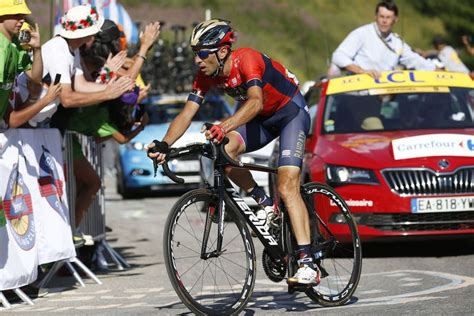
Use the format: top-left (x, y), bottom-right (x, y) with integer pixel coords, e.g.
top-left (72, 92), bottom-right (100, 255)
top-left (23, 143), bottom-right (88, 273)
top-left (400, 282), bottom-right (422, 287)
top-left (359, 289), bottom-right (386, 294)
top-left (5, 270), bottom-right (473, 312)
top-left (123, 287), bottom-right (164, 293)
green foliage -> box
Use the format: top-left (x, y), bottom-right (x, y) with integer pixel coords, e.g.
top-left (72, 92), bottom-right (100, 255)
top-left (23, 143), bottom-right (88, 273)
top-left (411, 0), bottom-right (474, 42)
top-left (48, 0), bottom-right (474, 80)
top-left (131, 0), bottom-right (457, 80)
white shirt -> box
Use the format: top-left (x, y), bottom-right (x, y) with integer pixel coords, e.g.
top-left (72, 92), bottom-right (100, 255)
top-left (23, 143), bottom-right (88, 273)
top-left (29, 36), bottom-right (83, 127)
top-left (332, 23), bottom-right (435, 72)
top-left (438, 46), bottom-right (470, 74)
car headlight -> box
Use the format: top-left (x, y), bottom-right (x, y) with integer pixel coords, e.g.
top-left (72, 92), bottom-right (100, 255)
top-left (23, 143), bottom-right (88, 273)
top-left (326, 165), bottom-right (379, 185)
top-left (127, 142), bottom-right (145, 151)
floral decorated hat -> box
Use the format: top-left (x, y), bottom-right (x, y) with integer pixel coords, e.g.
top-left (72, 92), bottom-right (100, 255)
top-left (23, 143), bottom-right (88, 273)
top-left (59, 4), bottom-right (104, 39)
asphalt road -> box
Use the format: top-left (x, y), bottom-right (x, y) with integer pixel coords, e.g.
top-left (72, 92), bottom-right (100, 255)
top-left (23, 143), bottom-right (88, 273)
top-left (3, 174), bottom-right (474, 315)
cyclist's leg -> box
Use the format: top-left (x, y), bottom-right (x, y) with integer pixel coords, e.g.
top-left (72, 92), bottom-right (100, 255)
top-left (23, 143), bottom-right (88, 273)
top-left (225, 120), bottom-right (275, 194)
top-left (278, 166), bottom-right (310, 244)
top-left (274, 93), bottom-right (318, 284)
top-left (223, 131), bottom-right (255, 191)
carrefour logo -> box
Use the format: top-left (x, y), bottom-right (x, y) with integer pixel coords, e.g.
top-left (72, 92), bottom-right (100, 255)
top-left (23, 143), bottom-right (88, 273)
top-left (462, 139), bottom-right (474, 151)
top-left (393, 134), bottom-right (474, 160)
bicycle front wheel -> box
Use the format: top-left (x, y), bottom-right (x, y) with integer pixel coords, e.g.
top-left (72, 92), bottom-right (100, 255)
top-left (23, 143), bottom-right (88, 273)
top-left (302, 182), bottom-right (362, 307)
top-left (163, 189), bottom-right (256, 315)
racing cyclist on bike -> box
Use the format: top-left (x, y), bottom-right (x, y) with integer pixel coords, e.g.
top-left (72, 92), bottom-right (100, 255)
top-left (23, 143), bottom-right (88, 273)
top-left (147, 19), bottom-right (319, 285)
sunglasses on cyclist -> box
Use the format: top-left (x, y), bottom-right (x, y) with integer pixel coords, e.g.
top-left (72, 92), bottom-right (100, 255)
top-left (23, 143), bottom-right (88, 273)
top-left (193, 48), bottom-right (218, 60)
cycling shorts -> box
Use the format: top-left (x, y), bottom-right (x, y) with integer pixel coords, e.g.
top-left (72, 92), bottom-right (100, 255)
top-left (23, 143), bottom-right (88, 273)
top-left (235, 92), bottom-right (310, 168)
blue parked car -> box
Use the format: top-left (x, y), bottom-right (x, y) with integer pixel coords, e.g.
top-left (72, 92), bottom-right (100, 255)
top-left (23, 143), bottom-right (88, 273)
top-left (116, 93), bottom-right (233, 198)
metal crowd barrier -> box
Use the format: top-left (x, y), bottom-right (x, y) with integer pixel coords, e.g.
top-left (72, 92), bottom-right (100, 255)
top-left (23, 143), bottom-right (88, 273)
top-left (68, 132), bottom-right (106, 240)
top-left (65, 131), bottom-right (129, 270)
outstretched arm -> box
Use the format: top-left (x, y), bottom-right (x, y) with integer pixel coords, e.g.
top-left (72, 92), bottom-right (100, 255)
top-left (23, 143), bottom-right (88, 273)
top-left (162, 100), bottom-right (200, 146)
top-left (6, 81), bottom-right (61, 128)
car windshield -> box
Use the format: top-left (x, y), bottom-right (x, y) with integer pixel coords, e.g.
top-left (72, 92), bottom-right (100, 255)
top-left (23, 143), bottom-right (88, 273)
top-left (322, 87), bottom-right (474, 134)
top-left (147, 99), bottom-right (230, 124)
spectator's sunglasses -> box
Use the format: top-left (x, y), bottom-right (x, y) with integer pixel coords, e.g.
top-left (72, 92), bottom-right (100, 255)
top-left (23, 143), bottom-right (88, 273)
top-left (193, 48), bottom-right (219, 60)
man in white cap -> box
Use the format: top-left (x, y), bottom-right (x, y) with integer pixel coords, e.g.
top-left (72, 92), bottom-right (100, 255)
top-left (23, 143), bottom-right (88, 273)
top-left (37, 4), bottom-right (134, 246)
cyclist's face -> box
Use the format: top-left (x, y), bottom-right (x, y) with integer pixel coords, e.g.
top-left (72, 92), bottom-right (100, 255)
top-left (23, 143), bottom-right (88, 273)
top-left (193, 48), bottom-right (221, 76)
top-left (375, 7), bottom-right (397, 34)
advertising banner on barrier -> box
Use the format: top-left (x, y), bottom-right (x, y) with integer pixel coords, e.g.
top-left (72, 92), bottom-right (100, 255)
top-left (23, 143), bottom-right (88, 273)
top-left (0, 130), bottom-right (38, 290)
top-left (19, 129), bottom-right (76, 264)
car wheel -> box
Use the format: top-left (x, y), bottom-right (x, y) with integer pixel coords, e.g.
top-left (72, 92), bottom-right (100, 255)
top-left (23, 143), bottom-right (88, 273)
top-left (116, 167), bottom-right (136, 199)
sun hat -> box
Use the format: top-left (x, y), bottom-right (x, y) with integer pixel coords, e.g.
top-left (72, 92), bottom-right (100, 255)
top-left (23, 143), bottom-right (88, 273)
top-left (59, 4), bottom-right (104, 39)
top-left (0, 0), bottom-right (31, 16)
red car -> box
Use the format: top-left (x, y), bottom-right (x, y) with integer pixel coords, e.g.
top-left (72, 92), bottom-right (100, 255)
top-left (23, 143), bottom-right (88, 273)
top-left (301, 70), bottom-right (474, 241)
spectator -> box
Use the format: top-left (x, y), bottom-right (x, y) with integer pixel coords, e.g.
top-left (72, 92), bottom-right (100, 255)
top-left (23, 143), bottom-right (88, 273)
top-left (80, 19), bottom-right (159, 95)
top-left (331, 0), bottom-right (436, 79)
top-left (429, 36), bottom-right (469, 73)
top-left (30, 4), bottom-right (134, 246)
top-left (462, 35), bottom-right (474, 56)
top-left (8, 72), bottom-right (61, 128)
top-left (66, 22), bottom-right (150, 146)
top-left (0, 0), bottom-right (52, 129)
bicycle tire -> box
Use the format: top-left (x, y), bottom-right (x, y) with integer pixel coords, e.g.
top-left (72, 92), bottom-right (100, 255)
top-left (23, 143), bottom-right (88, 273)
top-left (163, 188), bottom-right (256, 315)
top-left (288, 182), bottom-right (362, 307)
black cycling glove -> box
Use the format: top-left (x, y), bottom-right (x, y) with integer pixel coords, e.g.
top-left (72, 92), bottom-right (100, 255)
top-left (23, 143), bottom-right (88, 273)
top-left (148, 140), bottom-right (169, 154)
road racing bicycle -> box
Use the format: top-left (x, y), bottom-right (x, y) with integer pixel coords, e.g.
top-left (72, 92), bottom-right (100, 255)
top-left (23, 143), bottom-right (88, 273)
top-left (153, 137), bottom-right (362, 315)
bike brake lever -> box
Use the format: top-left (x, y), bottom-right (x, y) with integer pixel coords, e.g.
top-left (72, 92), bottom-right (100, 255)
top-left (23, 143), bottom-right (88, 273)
top-left (153, 157), bottom-right (158, 177)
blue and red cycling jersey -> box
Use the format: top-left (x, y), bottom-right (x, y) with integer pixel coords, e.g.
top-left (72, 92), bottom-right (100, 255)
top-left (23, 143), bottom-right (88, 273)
top-left (188, 48), bottom-right (300, 116)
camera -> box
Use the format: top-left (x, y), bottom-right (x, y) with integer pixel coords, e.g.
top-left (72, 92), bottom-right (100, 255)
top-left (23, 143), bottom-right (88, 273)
top-left (18, 29), bottom-right (31, 44)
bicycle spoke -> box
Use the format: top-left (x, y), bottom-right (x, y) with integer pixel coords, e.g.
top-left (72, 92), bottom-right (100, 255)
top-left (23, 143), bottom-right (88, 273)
top-left (301, 183), bottom-right (362, 307)
top-left (164, 189), bottom-right (256, 315)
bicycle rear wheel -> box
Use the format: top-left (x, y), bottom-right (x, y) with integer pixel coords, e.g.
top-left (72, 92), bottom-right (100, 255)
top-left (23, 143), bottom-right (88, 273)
top-left (301, 182), bottom-right (362, 307)
top-left (163, 189), bottom-right (256, 315)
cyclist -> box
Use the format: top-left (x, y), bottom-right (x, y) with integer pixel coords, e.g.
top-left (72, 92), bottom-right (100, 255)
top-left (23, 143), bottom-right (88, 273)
top-left (147, 19), bottom-right (318, 285)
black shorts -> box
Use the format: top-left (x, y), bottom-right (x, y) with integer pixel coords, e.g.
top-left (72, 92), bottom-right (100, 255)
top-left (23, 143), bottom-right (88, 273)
top-left (235, 92), bottom-right (310, 168)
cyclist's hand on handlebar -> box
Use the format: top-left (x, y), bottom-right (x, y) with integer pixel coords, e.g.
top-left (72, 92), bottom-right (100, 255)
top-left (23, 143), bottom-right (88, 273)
top-left (147, 140), bottom-right (169, 165)
top-left (201, 123), bottom-right (226, 144)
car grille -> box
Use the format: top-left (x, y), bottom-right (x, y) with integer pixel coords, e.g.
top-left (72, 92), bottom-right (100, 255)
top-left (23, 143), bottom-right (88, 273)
top-left (382, 167), bottom-right (474, 196)
top-left (362, 212), bottom-right (474, 232)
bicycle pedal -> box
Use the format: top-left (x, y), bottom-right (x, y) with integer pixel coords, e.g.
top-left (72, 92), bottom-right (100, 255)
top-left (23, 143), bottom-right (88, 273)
top-left (287, 281), bottom-right (312, 293)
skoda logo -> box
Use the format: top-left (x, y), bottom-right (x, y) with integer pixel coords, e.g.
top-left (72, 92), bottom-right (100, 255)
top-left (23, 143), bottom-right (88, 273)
top-left (438, 159), bottom-right (450, 169)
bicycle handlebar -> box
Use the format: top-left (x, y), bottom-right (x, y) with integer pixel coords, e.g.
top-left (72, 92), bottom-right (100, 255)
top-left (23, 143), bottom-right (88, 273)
top-left (153, 137), bottom-right (244, 184)
top-left (151, 121), bottom-right (277, 184)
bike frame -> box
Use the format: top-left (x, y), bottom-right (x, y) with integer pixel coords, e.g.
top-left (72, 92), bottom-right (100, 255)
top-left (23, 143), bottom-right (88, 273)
top-left (200, 150), bottom-right (287, 261)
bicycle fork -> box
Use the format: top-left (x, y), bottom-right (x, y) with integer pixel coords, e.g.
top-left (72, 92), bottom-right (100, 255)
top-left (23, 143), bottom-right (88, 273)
top-left (200, 167), bottom-right (227, 260)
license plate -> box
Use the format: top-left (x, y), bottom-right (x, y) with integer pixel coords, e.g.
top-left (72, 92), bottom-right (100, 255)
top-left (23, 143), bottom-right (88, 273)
top-left (411, 196), bottom-right (474, 213)
top-left (170, 161), bottom-right (200, 173)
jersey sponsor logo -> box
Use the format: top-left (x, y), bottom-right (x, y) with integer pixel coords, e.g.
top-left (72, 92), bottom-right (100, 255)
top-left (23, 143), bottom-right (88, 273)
top-left (3, 164), bottom-right (36, 250)
top-left (294, 131), bottom-right (306, 159)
